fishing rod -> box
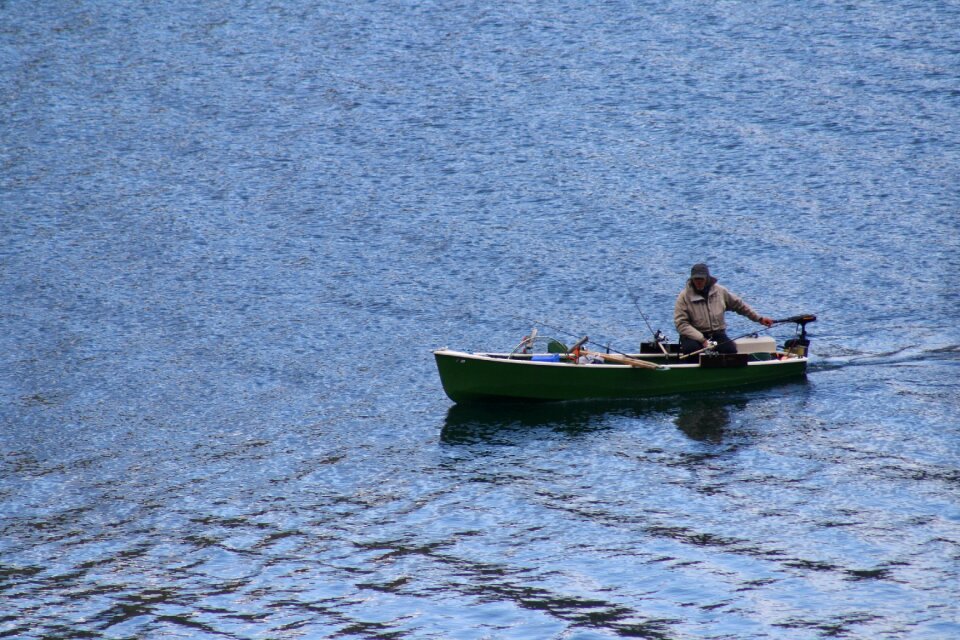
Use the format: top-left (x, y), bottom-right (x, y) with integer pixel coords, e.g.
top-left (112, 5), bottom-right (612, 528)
top-left (633, 297), bottom-right (657, 337)
top-left (632, 296), bottom-right (670, 358)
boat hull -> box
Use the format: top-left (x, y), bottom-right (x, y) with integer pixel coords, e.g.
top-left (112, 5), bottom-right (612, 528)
top-left (434, 349), bottom-right (807, 403)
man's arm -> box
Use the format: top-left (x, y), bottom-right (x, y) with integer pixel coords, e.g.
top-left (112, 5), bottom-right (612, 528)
top-left (724, 289), bottom-right (773, 327)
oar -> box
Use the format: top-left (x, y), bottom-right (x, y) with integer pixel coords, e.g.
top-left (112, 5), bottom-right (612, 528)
top-left (582, 350), bottom-right (665, 370)
top-left (567, 336), bottom-right (590, 357)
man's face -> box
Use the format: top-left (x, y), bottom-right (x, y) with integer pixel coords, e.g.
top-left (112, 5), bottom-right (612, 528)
top-left (692, 277), bottom-right (707, 290)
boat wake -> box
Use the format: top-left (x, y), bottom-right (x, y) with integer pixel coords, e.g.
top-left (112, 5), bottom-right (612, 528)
top-left (810, 343), bottom-right (960, 372)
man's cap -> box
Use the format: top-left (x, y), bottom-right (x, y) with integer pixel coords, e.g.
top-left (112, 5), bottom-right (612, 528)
top-left (690, 263), bottom-right (711, 279)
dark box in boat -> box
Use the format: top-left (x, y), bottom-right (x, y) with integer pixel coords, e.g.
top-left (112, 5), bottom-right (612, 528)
top-left (699, 353), bottom-right (749, 368)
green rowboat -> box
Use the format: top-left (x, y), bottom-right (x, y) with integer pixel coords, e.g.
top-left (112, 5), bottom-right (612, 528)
top-left (434, 317), bottom-right (816, 404)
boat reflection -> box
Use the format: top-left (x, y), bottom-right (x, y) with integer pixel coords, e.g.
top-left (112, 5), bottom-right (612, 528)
top-left (439, 396), bottom-right (733, 444)
top-left (440, 380), bottom-right (810, 445)
top-left (440, 399), bottom-right (644, 444)
top-left (672, 399), bottom-right (734, 442)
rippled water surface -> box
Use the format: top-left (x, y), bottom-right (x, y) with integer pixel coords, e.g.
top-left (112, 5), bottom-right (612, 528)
top-left (2, 1), bottom-right (959, 638)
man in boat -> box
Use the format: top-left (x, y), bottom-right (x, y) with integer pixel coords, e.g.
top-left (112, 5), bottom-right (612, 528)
top-left (675, 263), bottom-right (774, 355)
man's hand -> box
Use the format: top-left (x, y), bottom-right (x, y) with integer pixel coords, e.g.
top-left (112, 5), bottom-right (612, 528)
top-left (760, 317), bottom-right (774, 327)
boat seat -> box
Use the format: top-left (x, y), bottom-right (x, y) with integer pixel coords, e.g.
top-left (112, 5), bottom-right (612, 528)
top-left (734, 336), bottom-right (776, 354)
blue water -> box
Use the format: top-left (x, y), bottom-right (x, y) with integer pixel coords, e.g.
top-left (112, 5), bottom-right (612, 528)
top-left (2, 1), bottom-right (959, 638)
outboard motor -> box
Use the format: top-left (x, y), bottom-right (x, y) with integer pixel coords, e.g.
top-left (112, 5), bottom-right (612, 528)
top-left (782, 314), bottom-right (817, 357)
